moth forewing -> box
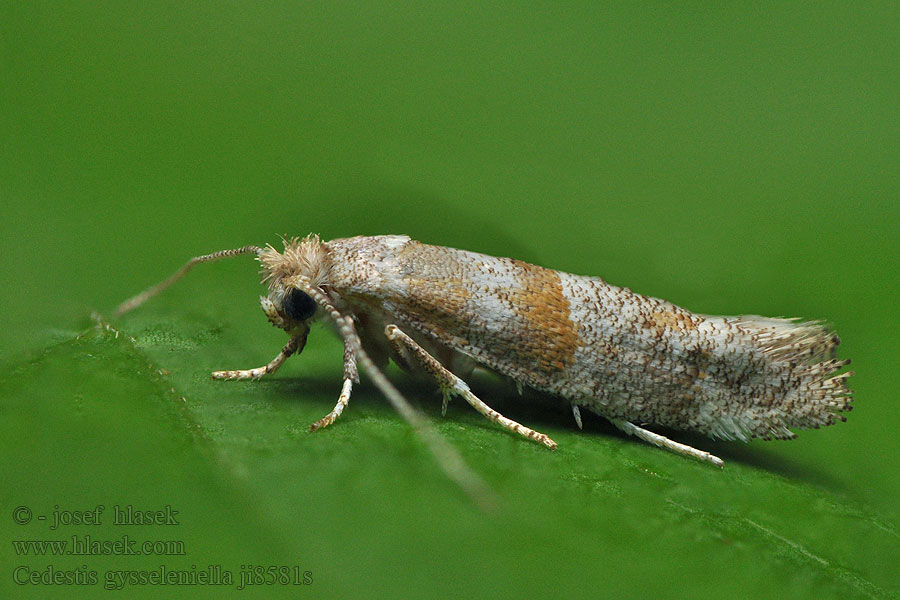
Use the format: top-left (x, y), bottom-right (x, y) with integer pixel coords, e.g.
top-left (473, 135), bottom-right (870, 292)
top-left (320, 234), bottom-right (852, 461)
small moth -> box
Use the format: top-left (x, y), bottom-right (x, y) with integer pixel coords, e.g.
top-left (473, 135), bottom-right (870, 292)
top-left (117, 234), bottom-right (853, 481)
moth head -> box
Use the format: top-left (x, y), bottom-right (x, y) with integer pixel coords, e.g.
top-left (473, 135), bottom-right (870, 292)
top-left (258, 234), bottom-right (332, 330)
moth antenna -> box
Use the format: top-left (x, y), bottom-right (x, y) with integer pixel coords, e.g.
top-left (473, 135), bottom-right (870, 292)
top-left (296, 279), bottom-right (495, 510)
top-left (115, 245), bottom-right (263, 317)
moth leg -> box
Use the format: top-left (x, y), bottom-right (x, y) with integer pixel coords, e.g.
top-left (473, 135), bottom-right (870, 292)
top-left (610, 419), bottom-right (724, 468)
top-left (441, 391), bottom-right (450, 417)
top-left (310, 343), bottom-right (359, 432)
top-left (572, 405), bottom-right (583, 430)
top-left (384, 324), bottom-right (557, 450)
top-left (211, 334), bottom-right (306, 380)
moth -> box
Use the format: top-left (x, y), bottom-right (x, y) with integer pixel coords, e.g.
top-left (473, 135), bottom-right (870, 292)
top-left (117, 234), bottom-right (853, 479)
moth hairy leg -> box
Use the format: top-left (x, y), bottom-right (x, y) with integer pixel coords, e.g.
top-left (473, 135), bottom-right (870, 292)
top-left (309, 379), bottom-right (352, 431)
top-left (295, 281), bottom-right (493, 510)
top-left (384, 324), bottom-right (558, 450)
top-left (212, 333), bottom-right (306, 380)
top-left (610, 419), bottom-right (724, 467)
top-left (310, 343), bottom-right (359, 432)
top-left (572, 405), bottom-right (583, 430)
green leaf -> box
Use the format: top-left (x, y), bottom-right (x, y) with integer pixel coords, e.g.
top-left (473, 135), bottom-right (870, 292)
top-left (2, 316), bottom-right (897, 599)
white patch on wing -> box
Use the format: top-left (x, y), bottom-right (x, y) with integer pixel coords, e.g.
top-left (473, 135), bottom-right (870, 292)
top-left (466, 255), bottom-right (522, 331)
top-left (380, 235), bottom-right (411, 250)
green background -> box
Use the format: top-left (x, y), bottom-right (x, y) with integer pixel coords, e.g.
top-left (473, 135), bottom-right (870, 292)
top-left (2, 2), bottom-right (898, 598)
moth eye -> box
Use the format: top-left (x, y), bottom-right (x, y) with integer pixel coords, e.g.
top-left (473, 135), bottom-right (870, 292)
top-left (282, 288), bottom-right (317, 321)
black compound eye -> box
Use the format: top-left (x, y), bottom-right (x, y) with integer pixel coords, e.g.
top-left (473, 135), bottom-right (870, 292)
top-left (282, 289), bottom-right (317, 321)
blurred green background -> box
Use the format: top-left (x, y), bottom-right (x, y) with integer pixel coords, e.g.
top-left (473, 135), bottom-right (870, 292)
top-left (2, 2), bottom-right (899, 598)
